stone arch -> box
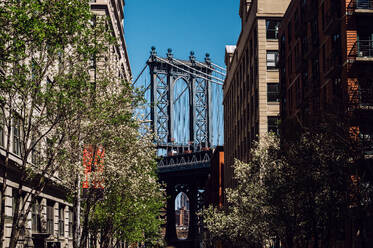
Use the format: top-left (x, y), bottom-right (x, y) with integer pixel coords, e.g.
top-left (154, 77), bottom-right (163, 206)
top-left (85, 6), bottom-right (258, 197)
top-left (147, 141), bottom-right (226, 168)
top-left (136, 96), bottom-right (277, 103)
top-left (175, 192), bottom-right (190, 240)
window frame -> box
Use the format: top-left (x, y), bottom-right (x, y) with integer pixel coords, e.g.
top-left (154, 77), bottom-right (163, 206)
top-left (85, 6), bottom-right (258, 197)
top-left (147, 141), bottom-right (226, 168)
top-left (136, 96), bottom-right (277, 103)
top-left (266, 19), bottom-right (280, 40)
top-left (68, 208), bottom-right (73, 237)
top-left (266, 50), bottom-right (279, 70)
top-left (46, 201), bottom-right (54, 235)
top-left (59, 205), bottom-right (65, 237)
top-left (0, 110), bottom-right (4, 147)
top-left (13, 116), bottom-right (22, 156)
top-left (268, 116), bottom-right (280, 135)
top-left (267, 83), bottom-right (280, 102)
top-left (32, 198), bottom-right (42, 233)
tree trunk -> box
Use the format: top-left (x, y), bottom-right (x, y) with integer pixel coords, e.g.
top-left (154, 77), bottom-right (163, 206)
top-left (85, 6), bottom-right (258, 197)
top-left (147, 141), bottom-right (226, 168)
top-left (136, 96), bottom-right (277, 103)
top-left (8, 185), bottom-right (23, 248)
top-left (74, 173), bottom-right (81, 248)
top-left (80, 190), bottom-right (92, 248)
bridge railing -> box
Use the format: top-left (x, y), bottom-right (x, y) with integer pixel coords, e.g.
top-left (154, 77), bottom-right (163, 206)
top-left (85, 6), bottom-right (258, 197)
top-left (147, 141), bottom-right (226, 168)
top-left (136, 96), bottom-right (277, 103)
top-left (158, 150), bottom-right (212, 169)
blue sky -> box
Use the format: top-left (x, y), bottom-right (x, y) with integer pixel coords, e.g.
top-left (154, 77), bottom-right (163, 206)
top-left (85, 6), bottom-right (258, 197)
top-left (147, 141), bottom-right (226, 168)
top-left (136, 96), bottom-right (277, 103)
top-left (124, 0), bottom-right (241, 78)
top-left (125, 0), bottom-right (241, 148)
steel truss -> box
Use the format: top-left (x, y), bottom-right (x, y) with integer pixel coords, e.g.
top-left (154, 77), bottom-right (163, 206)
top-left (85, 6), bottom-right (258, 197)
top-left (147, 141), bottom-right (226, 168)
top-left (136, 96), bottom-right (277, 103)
top-left (144, 47), bottom-right (224, 153)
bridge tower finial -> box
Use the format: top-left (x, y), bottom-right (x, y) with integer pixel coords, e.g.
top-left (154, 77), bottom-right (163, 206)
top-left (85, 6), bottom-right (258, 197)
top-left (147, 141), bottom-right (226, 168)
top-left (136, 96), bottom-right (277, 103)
top-left (205, 53), bottom-right (211, 65)
top-left (150, 46), bottom-right (157, 61)
top-left (167, 48), bottom-right (173, 60)
top-left (189, 51), bottom-right (196, 64)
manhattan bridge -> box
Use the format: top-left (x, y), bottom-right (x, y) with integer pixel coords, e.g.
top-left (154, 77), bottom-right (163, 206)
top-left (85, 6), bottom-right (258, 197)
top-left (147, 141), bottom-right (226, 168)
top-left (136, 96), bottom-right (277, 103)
top-left (134, 47), bottom-right (225, 248)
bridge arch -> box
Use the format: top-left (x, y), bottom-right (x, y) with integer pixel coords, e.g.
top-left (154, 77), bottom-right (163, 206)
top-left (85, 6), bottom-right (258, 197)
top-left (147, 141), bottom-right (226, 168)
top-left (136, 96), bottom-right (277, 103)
top-left (175, 192), bottom-right (190, 240)
top-left (172, 78), bottom-right (190, 144)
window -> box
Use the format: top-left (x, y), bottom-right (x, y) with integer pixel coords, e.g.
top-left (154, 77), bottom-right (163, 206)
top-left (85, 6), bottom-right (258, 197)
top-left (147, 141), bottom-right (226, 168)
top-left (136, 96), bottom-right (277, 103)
top-left (59, 205), bottom-right (65, 237)
top-left (89, 54), bottom-right (96, 69)
top-left (268, 116), bottom-right (280, 135)
top-left (32, 140), bottom-right (41, 165)
top-left (12, 188), bottom-right (19, 217)
top-left (266, 20), bottom-right (280, 39)
top-left (359, 81), bottom-right (373, 105)
top-left (46, 138), bottom-right (54, 161)
top-left (69, 209), bottom-right (73, 237)
top-left (267, 83), bottom-right (280, 102)
top-left (266, 51), bottom-right (279, 70)
top-left (32, 198), bottom-right (42, 233)
top-left (31, 131), bottom-right (41, 164)
top-left (47, 201), bottom-right (54, 235)
top-left (13, 117), bottom-right (22, 155)
top-left (0, 111), bottom-right (3, 147)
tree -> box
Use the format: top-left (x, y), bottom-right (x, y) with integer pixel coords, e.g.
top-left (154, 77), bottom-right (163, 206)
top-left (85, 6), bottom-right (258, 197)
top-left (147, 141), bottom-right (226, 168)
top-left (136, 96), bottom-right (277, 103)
top-left (203, 134), bottom-right (282, 248)
top-left (202, 127), bottom-right (353, 248)
top-left (59, 79), bottom-right (165, 248)
top-left (0, 1), bottom-right (165, 247)
top-left (52, 13), bottom-right (165, 248)
top-left (0, 0), bottom-right (96, 247)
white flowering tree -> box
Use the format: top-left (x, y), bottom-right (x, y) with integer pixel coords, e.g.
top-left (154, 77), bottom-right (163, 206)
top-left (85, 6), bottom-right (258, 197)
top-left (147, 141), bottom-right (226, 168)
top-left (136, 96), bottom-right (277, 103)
top-left (0, 1), bottom-right (164, 248)
top-left (54, 14), bottom-right (164, 247)
top-left (0, 0), bottom-right (99, 247)
top-left (203, 128), bottom-right (353, 248)
top-left (61, 83), bottom-right (164, 248)
top-left (58, 78), bottom-right (165, 248)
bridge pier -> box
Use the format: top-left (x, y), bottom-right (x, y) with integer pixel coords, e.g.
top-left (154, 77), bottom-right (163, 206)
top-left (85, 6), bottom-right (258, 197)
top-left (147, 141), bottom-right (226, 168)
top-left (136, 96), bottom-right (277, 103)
top-left (164, 182), bottom-right (203, 248)
top-left (187, 184), bottom-right (199, 247)
top-left (165, 184), bottom-right (177, 243)
top-left (159, 151), bottom-right (212, 248)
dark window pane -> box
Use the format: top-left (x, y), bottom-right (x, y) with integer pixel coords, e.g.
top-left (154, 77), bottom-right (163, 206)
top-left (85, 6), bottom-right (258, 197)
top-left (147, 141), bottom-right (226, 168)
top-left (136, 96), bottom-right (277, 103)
top-left (268, 116), bottom-right (280, 135)
top-left (267, 83), bottom-right (280, 102)
top-left (32, 199), bottom-right (41, 233)
top-left (59, 205), bottom-right (65, 236)
top-left (47, 201), bottom-right (54, 235)
top-left (266, 20), bottom-right (280, 39)
top-left (13, 117), bottom-right (22, 155)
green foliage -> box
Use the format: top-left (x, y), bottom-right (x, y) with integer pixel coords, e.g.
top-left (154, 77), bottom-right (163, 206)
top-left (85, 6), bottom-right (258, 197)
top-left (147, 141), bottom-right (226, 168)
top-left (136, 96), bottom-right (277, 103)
top-left (203, 129), bottom-right (353, 248)
top-left (0, 0), bottom-right (164, 247)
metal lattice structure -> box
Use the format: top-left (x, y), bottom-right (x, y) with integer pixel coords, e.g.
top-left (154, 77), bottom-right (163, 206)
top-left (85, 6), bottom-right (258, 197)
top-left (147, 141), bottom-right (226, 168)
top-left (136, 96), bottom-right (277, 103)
top-left (135, 47), bottom-right (225, 156)
top-left (133, 48), bottom-right (225, 247)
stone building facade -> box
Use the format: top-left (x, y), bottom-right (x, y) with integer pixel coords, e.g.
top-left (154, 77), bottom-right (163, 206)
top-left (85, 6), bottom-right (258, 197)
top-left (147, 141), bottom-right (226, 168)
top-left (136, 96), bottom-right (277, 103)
top-left (223, 0), bottom-right (290, 189)
top-left (0, 1), bottom-right (131, 247)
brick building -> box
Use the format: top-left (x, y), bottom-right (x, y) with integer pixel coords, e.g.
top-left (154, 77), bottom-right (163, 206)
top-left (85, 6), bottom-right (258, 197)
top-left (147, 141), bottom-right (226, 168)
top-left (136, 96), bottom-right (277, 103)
top-left (279, 0), bottom-right (373, 246)
top-left (205, 146), bottom-right (224, 208)
top-left (279, 0), bottom-right (345, 128)
top-left (223, 0), bottom-right (290, 189)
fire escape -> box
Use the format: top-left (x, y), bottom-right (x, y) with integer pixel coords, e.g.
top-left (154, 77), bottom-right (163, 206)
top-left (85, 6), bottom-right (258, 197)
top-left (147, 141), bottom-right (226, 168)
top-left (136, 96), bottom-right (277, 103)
top-left (347, 0), bottom-right (373, 159)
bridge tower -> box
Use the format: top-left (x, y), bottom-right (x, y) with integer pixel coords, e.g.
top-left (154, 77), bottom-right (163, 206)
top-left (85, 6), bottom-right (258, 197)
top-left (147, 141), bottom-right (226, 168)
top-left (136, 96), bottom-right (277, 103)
top-left (148, 47), bottom-right (214, 155)
top-left (135, 47), bottom-right (225, 248)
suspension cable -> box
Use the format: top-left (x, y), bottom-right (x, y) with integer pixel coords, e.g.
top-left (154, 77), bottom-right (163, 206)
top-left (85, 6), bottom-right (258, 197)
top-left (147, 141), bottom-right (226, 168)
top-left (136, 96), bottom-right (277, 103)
top-left (193, 60), bottom-right (226, 77)
top-left (155, 57), bottom-right (224, 86)
top-left (174, 86), bottom-right (188, 104)
top-left (211, 62), bottom-right (227, 71)
top-left (133, 63), bottom-right (148, 85)
top-left (168, 57), bottom-right (225, 83)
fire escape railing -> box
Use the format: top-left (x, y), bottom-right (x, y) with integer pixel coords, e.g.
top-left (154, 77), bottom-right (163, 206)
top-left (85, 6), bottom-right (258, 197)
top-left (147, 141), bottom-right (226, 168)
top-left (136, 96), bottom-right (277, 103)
top-left (348, 0), bottom-right (373, 10)
top-left (349, 85), bottom-right (373, 156)
top-left (349, 40), bottom-right (373, 60)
